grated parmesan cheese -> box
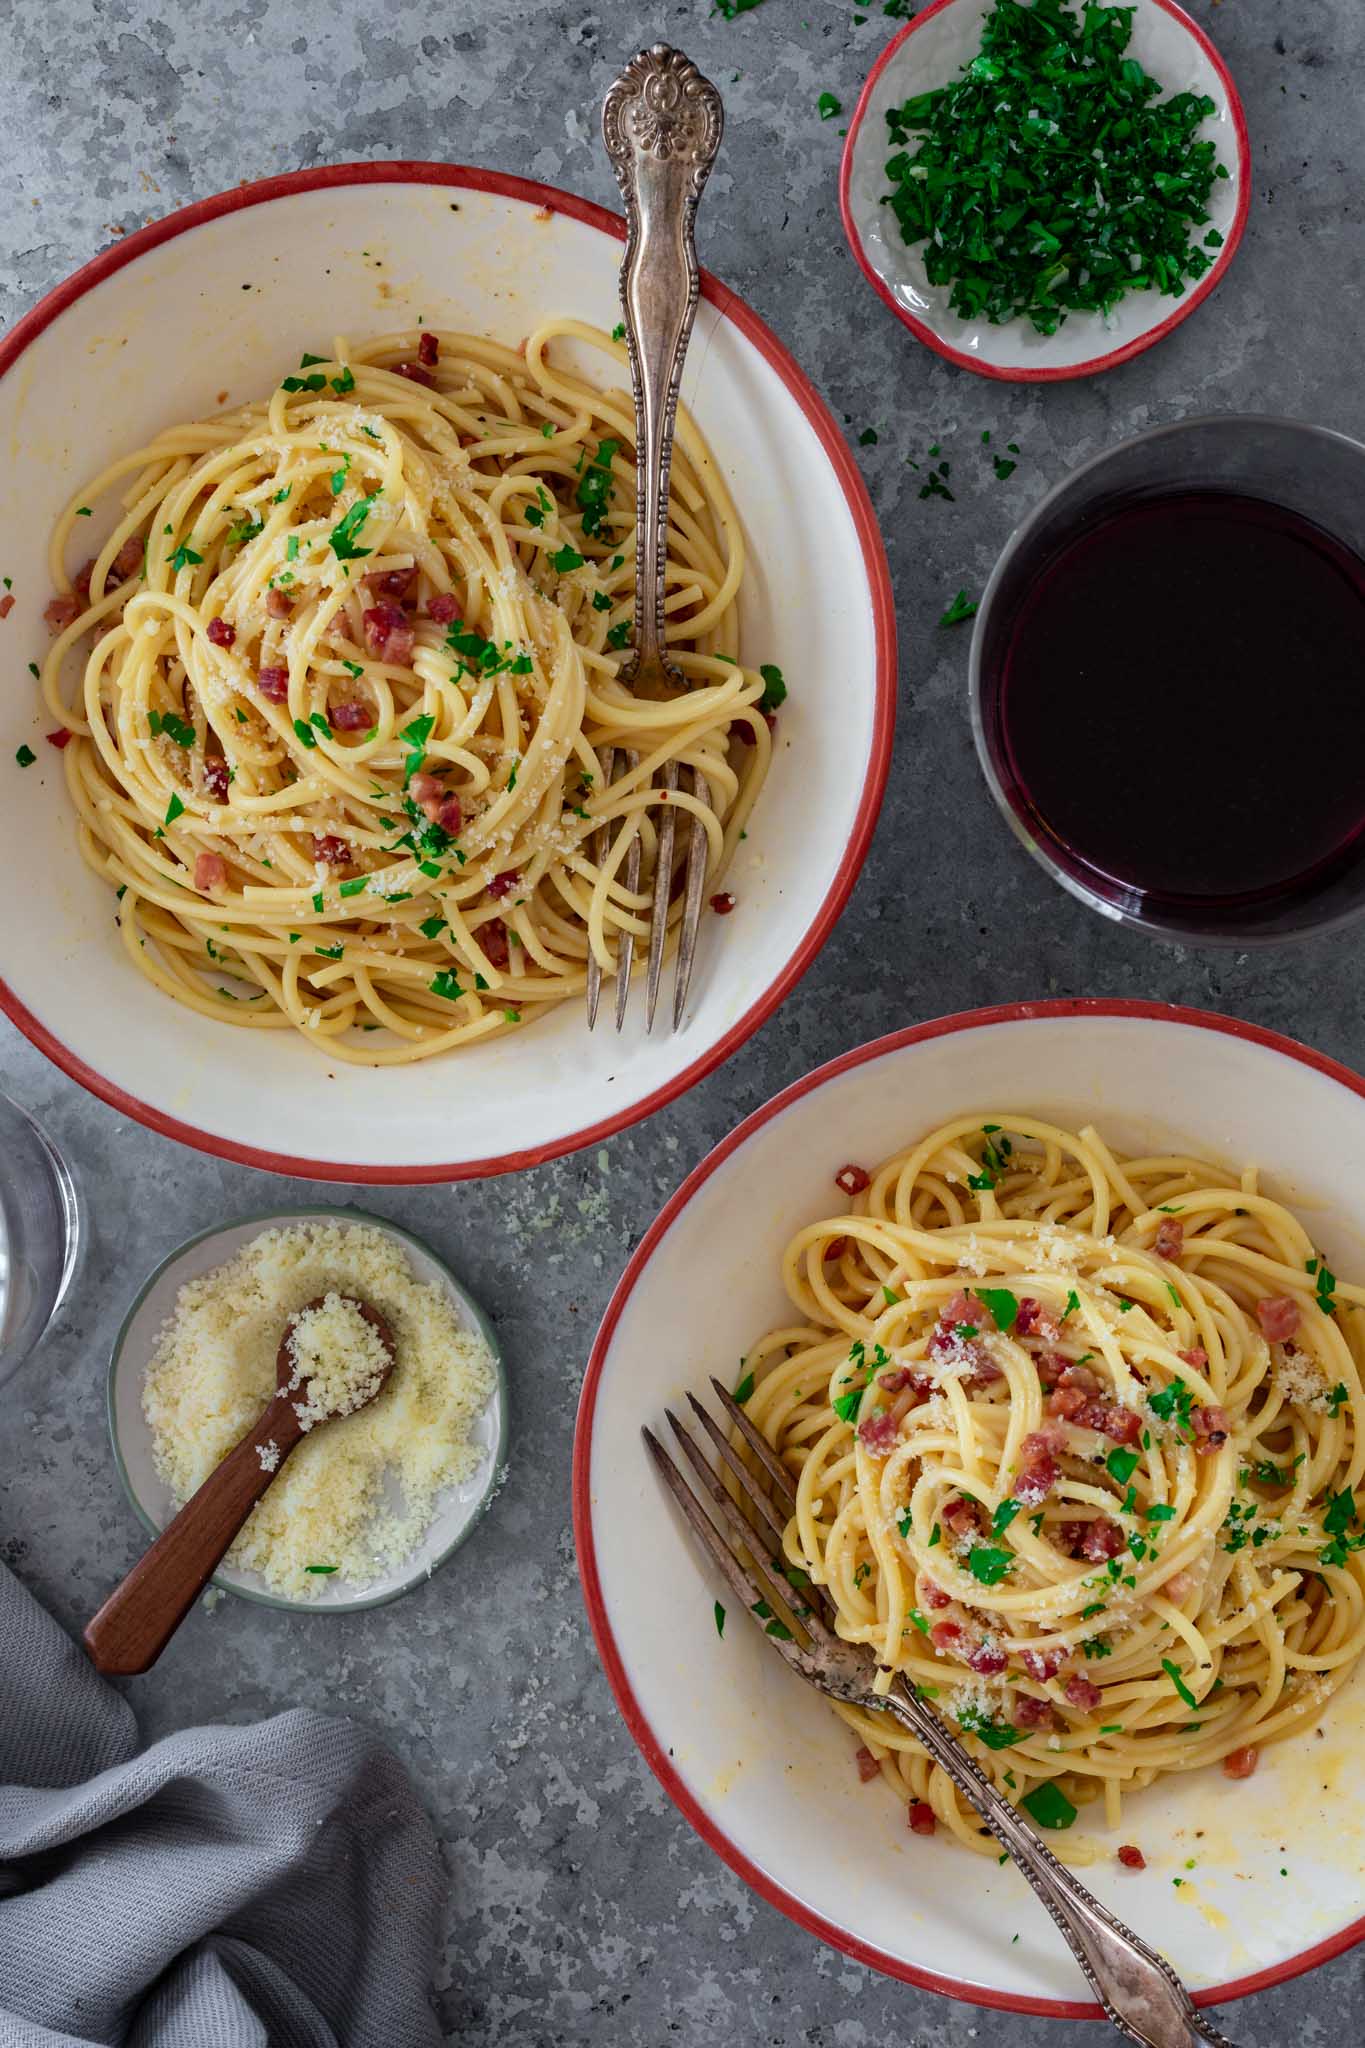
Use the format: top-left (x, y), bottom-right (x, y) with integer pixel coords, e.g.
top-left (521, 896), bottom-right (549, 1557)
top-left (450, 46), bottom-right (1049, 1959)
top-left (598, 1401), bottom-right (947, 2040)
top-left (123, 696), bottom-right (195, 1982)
top-left (285, 1291), bottom-right (390, 1430)
top-left (143, 1222), bottom-right (496, 1598)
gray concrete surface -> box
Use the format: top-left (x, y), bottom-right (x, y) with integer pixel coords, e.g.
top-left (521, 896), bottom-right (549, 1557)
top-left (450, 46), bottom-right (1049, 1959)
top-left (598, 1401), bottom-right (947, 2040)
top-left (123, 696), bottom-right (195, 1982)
top-left (1, 0), bottom-right (1362, 2040)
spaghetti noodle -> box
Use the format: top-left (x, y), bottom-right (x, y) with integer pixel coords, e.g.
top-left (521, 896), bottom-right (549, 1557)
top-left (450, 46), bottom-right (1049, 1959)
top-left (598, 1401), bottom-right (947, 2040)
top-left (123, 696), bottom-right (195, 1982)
top-left (39, 321), bottom-right (772, 1062)
top-left (739, 1114), bottom-right (1365, 1860)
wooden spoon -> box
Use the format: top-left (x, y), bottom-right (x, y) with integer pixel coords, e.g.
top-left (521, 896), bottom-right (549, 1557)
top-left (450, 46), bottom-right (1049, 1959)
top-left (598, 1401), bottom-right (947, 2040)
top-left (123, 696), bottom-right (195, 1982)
top-left (85, 1295), bottom-right (396, 1675)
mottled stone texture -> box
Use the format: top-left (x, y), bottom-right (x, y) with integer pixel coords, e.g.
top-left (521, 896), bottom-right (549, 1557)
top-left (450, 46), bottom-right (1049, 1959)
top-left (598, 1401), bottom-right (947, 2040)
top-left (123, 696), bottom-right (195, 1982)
top-left (1, 1), bottom-right (1362, 2041)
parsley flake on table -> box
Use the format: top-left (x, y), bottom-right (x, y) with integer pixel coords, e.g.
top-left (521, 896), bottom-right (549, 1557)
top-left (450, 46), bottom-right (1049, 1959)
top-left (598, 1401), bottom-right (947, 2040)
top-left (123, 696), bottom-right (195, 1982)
top-left (15, 744), bottom-right (35, 767)
top-left (939, 589), bottom-right (978, 627)
top-left (880, 0), bottom-right (1229, 336)
top-left (817, 91), bottom-right (841, 121)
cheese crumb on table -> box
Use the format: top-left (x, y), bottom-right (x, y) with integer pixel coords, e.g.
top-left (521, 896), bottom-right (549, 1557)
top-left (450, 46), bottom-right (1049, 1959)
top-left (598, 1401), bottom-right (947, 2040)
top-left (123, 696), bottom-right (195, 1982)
top-left (142, 1222), bottom-right (496, 1598)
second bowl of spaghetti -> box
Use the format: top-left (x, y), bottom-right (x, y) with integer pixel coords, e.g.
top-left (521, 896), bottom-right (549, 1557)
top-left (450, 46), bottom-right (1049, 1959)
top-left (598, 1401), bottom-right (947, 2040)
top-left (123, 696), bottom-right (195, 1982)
top-left (0, 166), bottom-right (893, 1180)
top-left (575, 1001), bottom-right (1365, 2017)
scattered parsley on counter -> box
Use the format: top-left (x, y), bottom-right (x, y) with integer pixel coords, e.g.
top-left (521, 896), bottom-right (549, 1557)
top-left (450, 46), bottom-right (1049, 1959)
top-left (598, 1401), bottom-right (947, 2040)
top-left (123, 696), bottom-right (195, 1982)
top-left (939, 589), bottom-right (978, 627)
top-left (15, 744), bottom-right (36, 767)
top-left (817, 91), bottom-right (842, 120)
top-left (880, 0), bottom-right (1229, 335)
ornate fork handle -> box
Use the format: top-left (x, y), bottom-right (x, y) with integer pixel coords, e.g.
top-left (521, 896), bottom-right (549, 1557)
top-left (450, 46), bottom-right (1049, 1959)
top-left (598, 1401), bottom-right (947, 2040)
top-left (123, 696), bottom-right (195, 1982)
top-left (877, 1679), bottom-right (1237, 2047)
top-left (602, 45), bottom-right (723, 668)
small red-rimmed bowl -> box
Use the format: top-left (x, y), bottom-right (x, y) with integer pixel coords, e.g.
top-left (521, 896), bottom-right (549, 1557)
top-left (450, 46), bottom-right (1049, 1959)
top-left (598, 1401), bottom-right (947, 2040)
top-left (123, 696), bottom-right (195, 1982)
top-left (575, 1001), bottom-right (1365, 2017)
top-left (840, 0), bottom-right (1250, 382)
top-left (0, 164), bottom-right (895, 1184)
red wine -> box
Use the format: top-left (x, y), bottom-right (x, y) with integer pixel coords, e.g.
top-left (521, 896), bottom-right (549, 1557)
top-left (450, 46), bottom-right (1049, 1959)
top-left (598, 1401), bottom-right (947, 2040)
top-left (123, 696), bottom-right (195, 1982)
top-left (995, 491), bottom-right (1365, 909)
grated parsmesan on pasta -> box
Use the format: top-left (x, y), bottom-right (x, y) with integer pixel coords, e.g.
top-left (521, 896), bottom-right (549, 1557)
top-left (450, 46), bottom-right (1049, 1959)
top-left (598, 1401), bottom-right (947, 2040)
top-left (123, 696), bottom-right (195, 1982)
top-left (142, 1222), bottom-right (495, 1597)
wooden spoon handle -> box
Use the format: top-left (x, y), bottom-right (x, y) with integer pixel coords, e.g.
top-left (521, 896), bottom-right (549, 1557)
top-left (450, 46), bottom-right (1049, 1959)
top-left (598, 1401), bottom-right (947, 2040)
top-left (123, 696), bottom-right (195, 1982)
top-left (85, 1396), bottom-right (303, 1675)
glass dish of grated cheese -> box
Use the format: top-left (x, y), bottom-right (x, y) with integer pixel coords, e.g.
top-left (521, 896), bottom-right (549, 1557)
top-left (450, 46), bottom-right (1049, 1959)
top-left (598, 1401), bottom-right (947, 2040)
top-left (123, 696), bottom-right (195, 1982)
top-left (108, 1212), bottom-right (506, 1610)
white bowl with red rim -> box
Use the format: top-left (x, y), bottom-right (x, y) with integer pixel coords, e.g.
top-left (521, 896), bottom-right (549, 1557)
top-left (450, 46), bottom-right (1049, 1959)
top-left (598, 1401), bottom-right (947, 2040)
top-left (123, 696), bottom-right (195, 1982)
top-left (0, 165), bottom-right (894, 1182)
top-left (574, 1001), bottom-right (1365, 2017)
top-left (840, 0), bottom-right (1251, 381)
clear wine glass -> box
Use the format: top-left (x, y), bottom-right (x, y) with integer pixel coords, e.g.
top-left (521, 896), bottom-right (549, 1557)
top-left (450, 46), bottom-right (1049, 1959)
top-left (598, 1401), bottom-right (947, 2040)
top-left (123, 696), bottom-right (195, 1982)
top-left (0, 1092), bottom-right (81, 1388)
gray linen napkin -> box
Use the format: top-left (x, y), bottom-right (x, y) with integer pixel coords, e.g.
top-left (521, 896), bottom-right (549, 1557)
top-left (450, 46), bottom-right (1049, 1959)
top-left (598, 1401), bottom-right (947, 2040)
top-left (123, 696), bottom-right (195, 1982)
top-left (0, 1562), bottom-right (445, 2048)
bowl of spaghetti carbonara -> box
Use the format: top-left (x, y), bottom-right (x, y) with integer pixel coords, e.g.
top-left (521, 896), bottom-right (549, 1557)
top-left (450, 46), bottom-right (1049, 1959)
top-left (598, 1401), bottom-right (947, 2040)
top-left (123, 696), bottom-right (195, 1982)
top-left (577, 1002), bottom-right (1365, 2016)
top-left (0, 170), bottom-right (892, 1178)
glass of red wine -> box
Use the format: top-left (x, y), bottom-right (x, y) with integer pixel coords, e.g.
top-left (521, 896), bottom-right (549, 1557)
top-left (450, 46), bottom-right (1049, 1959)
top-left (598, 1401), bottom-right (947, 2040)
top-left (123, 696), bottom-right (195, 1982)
top-left (970, 416), bottom-right (1365, 942)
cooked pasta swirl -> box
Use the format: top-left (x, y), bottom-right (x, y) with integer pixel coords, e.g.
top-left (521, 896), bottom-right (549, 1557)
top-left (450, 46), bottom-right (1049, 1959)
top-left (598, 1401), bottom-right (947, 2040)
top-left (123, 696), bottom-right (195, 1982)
top-left (38, 320), bottom-right (771, 1061)
top-left (738, 1115), bottom-right (1365, 1861)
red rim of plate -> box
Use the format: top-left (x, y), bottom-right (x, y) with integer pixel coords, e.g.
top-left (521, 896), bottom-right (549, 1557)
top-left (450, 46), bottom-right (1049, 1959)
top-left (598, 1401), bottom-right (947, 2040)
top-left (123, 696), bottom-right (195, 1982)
top-left (838, 0), bottom-right (1253, 383)
top-left (573, 998), bottom-right (1365, 2017)
top-left (0, 160), bottom-right (897, 1184)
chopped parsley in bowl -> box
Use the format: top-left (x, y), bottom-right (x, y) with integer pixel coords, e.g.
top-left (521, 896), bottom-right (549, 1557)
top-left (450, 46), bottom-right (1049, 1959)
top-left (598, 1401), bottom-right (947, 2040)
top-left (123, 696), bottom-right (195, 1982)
top-left (881, 0), bottom-right (1228, 336)
top-left (840, 0), bottom-right (1248, 378)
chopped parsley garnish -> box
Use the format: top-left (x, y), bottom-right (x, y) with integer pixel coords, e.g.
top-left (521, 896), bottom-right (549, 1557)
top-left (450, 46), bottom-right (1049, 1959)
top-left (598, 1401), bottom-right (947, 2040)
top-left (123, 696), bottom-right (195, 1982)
top-left (939, 589), bottom-right (978, 628)
top-left (169, 538), bottom-right (203, 574)
top-left (1106, 1447), bottom-right (1139, 1486)
top-left (338, 876), bottom-right (368, 898)
top-left (399, 712), bottom-right (436, 783)
top-left (817, 90), bottom-right (841, 121)
top-left (1320, 1488), bottom-right (1365, 1569)
top-left (163, 793), bottom-right (185, 825)
top-left (575, 438), bottom-right (619, 539)
top-left (149, 709), bottom-right (196, 748)
top-left (418, 913), bottom-right (447, 940)
top-left (965, 1544), bottom-right (1013, 1586)
top-left (328, 491), bottom-right (382, 561)
top-left (550, 543), bottom-right (584, 574)
top-left (293, 717), bottom-right (318, 750)
top-left (758, 662), bottom-right (787, 713)
top-left (992, 1498), bottom-right (1021, 1536)
top-left (313, 942), bottom-right (344, 960)
top-left (734, 1366), bottom-right (756, 1403)
top-left (1083, 1637), bottom-right (1112, 1659)
top-left (1021, 1782), bottom-right (1077, 1830)
top-left (1062, 1289), bottom-right (1080, 1321)
top-left (882, 1285), bottom-right (901, 1306)
top-left (610, 321), bottom-right (626, 340)
top-left (975, 1286), bottom-right (1018, 1332)
top-left (605, 621), bottom-right (631, 650)
top-left (429, 970), bottom-right (465, 1002)
top-left (908, 1608), bottom-right (930, 1634)
top-left (304, 1564), bottom-right (339, 1574)
top-left (881, 0), bottom-right (1229, 336)
top-left (955, 1703), bottom-right (1019, 1749)
top-left (1146, 1502), bottom-right (1176, 1522)
top-left (714, 1600), bottom-right (726, 1638)
top-left (227, 515), bottom-right (263, 548)
top-left (15, 744), bottom-right (35, 767)
top-left (281, 371), bottom-right (327, 394)
top-left (752, 1599), bottom-right (793, 1641)
top-left (832, 1376), bottom-right (869, 1423)
top-left (1313, 1258), bottom-right (1337, 1316)
top-left (1326, 1383), bottom-right (1350, 1417)
top-left (1149, 1379), bottom-right (1197, 1440)
top-left (591, 590), bottom-right (612, 612)
top-left (1162, 1657), bottom-right (1197, 1710)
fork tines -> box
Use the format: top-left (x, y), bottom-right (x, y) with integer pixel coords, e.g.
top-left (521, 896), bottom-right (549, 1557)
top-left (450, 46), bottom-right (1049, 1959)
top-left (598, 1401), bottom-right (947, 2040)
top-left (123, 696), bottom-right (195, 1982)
top-left (641, 1382), bottom-right (835, 1658)
top-left (586, 758), bottom-right (711, 1034)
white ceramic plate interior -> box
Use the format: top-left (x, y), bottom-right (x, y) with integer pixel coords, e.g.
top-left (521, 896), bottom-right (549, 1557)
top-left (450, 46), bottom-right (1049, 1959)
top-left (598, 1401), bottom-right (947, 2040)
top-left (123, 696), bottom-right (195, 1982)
top-left (576, 1003), bottom-right (1365, 2015)
top-left (0, 166), bottom-right (893, 1180)
top-left (841, 0), bottom-right (1250, 380)
top-left (110, 1206), bottom-right (507, 1612)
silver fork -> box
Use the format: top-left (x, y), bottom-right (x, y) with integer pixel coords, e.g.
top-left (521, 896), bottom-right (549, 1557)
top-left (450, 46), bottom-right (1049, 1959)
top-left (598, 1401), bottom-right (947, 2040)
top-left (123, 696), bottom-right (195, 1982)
top-left (589, 45), bottom-right (723, 1034)
top-left (644, 1382), bottom-right (1241, 2048)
